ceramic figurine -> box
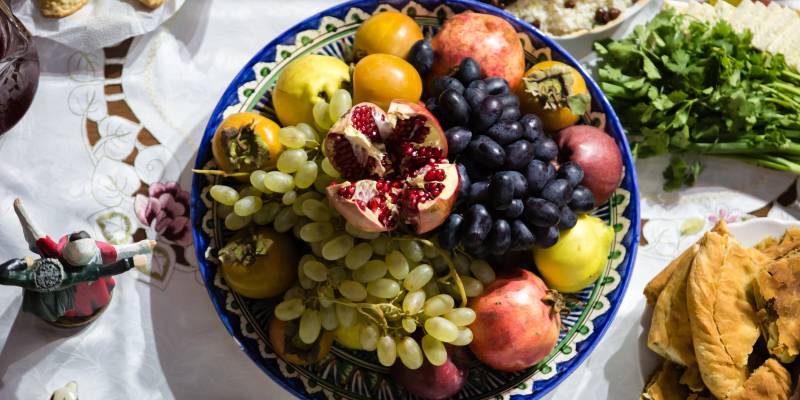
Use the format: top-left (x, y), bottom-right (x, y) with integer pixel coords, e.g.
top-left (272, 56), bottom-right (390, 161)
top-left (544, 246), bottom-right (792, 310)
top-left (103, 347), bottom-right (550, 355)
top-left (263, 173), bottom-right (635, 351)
top-left (51, 381), bottom-right (78, 400)
top-left (0, 199), bottom-right (155, 328)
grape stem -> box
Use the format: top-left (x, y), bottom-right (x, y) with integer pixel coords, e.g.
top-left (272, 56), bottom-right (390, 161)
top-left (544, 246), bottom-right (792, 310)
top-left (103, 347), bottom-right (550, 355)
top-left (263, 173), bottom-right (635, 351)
top-left (192, 168), bottom-right (250, 178)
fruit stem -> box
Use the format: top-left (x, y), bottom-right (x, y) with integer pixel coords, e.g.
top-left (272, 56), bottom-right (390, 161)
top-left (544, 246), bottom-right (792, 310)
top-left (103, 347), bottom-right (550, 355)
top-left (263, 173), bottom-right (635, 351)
top-left (436, 250), bottom-right (468, 307)
top-left (192, 169), bottom-right (250, 178)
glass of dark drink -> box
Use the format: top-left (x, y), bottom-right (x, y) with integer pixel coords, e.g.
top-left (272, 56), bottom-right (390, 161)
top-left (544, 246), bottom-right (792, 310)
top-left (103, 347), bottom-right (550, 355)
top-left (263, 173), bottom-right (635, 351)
top-left (0, 0), bottom-right (39, 135)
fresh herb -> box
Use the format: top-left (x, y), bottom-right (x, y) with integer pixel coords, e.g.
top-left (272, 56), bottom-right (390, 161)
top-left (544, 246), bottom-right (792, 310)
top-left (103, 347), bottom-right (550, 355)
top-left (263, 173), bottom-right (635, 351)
top-left (595, 9), bottom-right (800, 190)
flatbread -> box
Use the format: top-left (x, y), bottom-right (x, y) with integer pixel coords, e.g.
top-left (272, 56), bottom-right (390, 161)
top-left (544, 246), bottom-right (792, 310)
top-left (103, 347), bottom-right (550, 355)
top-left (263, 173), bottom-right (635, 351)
top-left (38, 0), bottom-right (89, 17)
top-left (755, 254), bottom-right (800, 363)
top-left (687, 230), bottom-right (763, 399)
top-left (680, 364), bottom-right (706, 393)
top-left (647, 244), bottom-right (698, 366)
top-left (756, 227), bottom-right (800, 260)
top-left (727, 358), bottom-right (792, 400)
top-left (137, 0), bottom-right (165, 8)
top-left (640, 360), bottom-right (689, 400)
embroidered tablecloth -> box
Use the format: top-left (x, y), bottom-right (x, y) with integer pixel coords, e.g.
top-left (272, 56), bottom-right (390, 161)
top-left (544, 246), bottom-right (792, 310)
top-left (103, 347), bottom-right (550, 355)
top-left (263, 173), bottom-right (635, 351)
top-left (0, 0), bottom-right (797, 399)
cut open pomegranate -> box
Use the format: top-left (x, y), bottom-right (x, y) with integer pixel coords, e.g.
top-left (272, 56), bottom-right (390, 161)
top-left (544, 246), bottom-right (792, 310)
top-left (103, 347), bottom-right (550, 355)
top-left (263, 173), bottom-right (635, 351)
top-left (324, 100), bottom-right (459, 234)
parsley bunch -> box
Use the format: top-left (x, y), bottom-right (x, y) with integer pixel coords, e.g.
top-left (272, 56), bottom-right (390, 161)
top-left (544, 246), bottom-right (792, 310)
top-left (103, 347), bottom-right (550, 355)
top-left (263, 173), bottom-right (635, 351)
top-left (595, 9), bottom-right (800, 190)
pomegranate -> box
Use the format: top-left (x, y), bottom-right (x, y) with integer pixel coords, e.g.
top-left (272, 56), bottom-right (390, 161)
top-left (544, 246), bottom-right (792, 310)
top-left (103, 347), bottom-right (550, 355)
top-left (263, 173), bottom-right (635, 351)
top-left (324, 101), bottom-right (459, 234)
top-left (469, 268), bottom-right (562, 372)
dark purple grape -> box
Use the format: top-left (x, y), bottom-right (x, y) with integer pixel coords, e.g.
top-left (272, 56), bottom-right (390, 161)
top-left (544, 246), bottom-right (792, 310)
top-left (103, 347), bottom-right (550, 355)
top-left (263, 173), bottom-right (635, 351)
top-left (523, 198), bottom-right (560, 227)
top-left (541, 179), bottom-right (572, 206)
top-left (467, 135), bottom-right (505, 169)
top-left (559, 206), bottom-right (577, 230)
top-left (439, 89), bottom-right (470, 127)
top-left (425, 97), bottom-right (441, 119)
top-left (472, 96), bottom-right (503, 131)
top-left (488, 219), bottom-right (512, 255)
top-left (455, 57), bottom-right (481, 85)
top-left (525, 159), bottom-right (556, 194)
top-left (497, 94), bottom-right (519, 108)
top-left (499, 106), bottom-right (520, 122)
top-left (467, 180), bottom-right (490, 204)
top-left (534, 226), bottom-right (560, 248)
top-left (461, 157), bottom-right (492, 181)
top-left (558, 161), bottom-right (584, 188)
top-left (504, 140), bottom-right (536, 171)
top-left (486, 120), bottom-right (523, 145)
top-left (463, 204), bottom-right (493, 248)
top-left (534, 137), bottom-right (559, 161)
top-left (438, 213), bottom-right (464, 249)
top-left (445, 126), bottom-right (472, 155)
top-left (464, 81), bottom-right (488, 110)
top-left (510, 220), bottom-right (536, 251)
top-left (465, 241), bottom-right (490, 258)
top-left (500, 199), bottom-right (524, 219)
top-left (484, 77), bottom-right (510, 96)
top-left (496, 170), bottom-right (527, 197)
top-left (570, 185), bottom-right (596, 212)
top-left (490, 173), bottom-right (514, 210)
top-left (407, 40), bottom-right (434, 76)
top-left (519, 114), bottom-right (544, 142)
top-left (456, 163), bottom-right (471, 200)
top-left (431, 76), bottom-right (464, 98)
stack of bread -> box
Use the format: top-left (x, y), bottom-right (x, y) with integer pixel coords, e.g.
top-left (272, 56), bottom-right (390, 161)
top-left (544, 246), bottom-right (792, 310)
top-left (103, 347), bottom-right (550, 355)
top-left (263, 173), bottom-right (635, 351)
top-left (38, 0), bottom-right (164, 18)
top-left (642, 221), bottom-right (800, 400)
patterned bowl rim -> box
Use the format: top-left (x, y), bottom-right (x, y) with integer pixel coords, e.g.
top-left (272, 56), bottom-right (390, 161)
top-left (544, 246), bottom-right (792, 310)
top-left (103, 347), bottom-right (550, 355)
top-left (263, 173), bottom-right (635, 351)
top-left (190, 0), bottom-right (641, 398)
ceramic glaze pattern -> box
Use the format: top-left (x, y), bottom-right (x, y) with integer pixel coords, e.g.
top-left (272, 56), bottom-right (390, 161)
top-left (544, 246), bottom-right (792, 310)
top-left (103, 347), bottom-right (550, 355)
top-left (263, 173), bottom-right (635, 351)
top-left (190, 1), bottom-right (641, 399)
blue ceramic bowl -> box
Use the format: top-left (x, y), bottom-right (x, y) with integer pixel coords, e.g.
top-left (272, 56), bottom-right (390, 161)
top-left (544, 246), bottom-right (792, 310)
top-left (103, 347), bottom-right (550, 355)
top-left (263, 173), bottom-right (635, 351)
top-left (191, 1), bottom-right (641, 399)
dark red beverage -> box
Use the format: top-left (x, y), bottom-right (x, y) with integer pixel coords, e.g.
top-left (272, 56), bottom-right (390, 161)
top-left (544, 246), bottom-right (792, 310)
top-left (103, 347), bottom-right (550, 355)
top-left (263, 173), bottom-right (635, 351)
top-left (0, 1), bottom-right (38, 135)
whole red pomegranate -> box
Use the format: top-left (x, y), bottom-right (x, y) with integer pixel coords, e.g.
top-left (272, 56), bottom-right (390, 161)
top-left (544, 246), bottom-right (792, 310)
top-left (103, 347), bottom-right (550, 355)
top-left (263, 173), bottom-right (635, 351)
top-left (323, 101), bottom-right (459, 234)
top-left (469, 268), bottom-right (561, 372)
top-left (430, 12), bottom-right (525, 90)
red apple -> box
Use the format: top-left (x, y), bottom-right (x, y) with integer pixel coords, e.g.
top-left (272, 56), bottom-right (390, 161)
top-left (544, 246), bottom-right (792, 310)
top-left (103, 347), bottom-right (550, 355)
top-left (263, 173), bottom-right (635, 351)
top-left (391, 346), bottom-right (467, 400)
top-left (556, 125), bottom-right (623, 205)
top-left (430, 12), bottom-right (525, 90)
top-left (469, 268), bottom-right (561, 372)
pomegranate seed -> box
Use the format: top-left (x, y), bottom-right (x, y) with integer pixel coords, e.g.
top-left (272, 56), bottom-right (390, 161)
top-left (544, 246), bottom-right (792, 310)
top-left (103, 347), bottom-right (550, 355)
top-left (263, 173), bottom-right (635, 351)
top-left (351, 105), bottom-right (381, 141)
top-left (355, 200), bottom-right (366, 210)
top-left (368, 198), bottom-right (381, 211)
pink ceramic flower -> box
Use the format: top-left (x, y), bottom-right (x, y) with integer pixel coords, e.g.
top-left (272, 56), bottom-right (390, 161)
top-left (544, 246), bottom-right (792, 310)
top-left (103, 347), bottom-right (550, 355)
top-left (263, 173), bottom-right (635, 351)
top-left (707, 207), bottom-right (740, 225)
top-left (134, 182), bottom-right (192, 246)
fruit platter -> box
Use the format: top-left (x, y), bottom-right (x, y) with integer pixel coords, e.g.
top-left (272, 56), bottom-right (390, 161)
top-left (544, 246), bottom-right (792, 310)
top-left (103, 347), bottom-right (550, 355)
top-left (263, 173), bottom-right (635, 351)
top-left (190, 0), bottom-right (639, 399)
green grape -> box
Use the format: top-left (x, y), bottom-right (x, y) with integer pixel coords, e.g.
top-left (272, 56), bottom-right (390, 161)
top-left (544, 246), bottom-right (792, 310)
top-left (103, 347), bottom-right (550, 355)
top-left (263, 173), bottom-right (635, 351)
top-left (402, 290), bottom-right (426, 314)
top-left (353, 260), bottom-right (387, 283)
top-left (397, 337), bottom-right (423, 370)
top-left (321, 306), bottom-right (338, 331)
top-left (336, 303), bottom-right (356, 327)
top-left (460, 275), bottom-right (484, 297)
top-left (313, 101), bottom-right (333, 130)
top-left (238, 187), bottom-right (261, 199)
top-left (322, 235), bottom-right (354, 260)
top-left (210, 185), bottom-right (239, 206)
top-left (224, 213), bottom-right (251, 230)
top-left (283, 286), bottom-right (305, 301)
top-left (423, 280), bottom-right (440, 298)
top-left (292, 192), bottom-right (321, 216)
top-left (450, 327), bottom-right (473, 346)
top-left (253, 202), bottom-right (281, 225)
top-left (344, 222), bottom-right (379, 240)
top-left (328, 266), bottom-right (347, 286)
top-left (367, 279), bottom-right (401, 299)
top-left (329, 89), bottom-right (352, 122)
top-left (273, 207), bottom-right (298, 233)
top-left (453, 253), bottom-right (470, 276)
top-left (274, 298), bottom-right (305, 321)
top-left (377, 336), bottom-right (397, 367)
top-left (277, 149), bottom-right (307, 173)
top-left (318, 285), bottom-right (335, 308)
top-left (279, 126), bottom-right (307, 149)
top-left (282, 190), bottom-right (298, 206)
top-left (339, 280), bottom-right (367, 302)
top-left (294, 161), bottom-right (318, 189)
top-left (400, 240), bottom-right (423, 263)
top-left (310, 241), bottom-right (324, 258)
top-left (299, 309), bottom-right (322, 344)
top-left (302, 260), bottom-right (328, 282)
top-left (404, 264), bottom-right (433, 291)
top-left (359, 324), bottom-right (379, 351)
top-left (217, 204), bottom-right (233, 219)
top-left (313, 173), bottom-right (336, 193)
top-left (421, 335), bottom-right (447, 366)
top-left (424, 317), bottom-right (459, 343)
top-left (386, 250), bottom-right (410, 279)
top-left (263, 171), bottom-right (295, 193)
top-left (298, 221), bottom-right (335, 242)
top-left (402, 318), bottom-right (417, 334)
top-left (302, 199), bottom-right (332, 222)
top-left (422, 244), bottom-right (439, 260)
top-left (431, 256), bottom-right (449, 276)
top-left (234, 196), bottom-right (262, 217)
top-left (445, 308), bottom-right (476, 326)
top-left (470, 260), bottom-right (496, 285)
top-left (292, 217), bottom-right (310, 240)
top-left (249, 170), bottom-right (270, 193)
top-left (423, 294), bottom-right (455, 317)
top-left (372, 236), bottom-right (390, 256)
top-left (345, 243), bottom-right (373, 270)
top-left (295, 122), bottom-right (318, 145)
top-left (321, 157), bottom-right (340, 178)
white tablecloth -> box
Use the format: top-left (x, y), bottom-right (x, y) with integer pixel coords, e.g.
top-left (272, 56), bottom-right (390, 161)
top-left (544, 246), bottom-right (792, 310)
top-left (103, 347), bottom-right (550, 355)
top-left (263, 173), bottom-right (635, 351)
top-left (0, 1), bottom-right (797, 399)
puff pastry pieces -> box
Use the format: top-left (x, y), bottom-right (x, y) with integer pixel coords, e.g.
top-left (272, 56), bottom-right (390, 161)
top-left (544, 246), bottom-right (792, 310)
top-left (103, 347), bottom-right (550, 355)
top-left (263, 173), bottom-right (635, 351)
top-left (38, 0), bottom-right (89, 17)
top-left (755, 227), bottom-right (800, 259)
top-left (727, 358), bottom-right (792, 400)
top-left (755, 254), bottom-right (800, 364)
top-left (137, 0), bottom-right (165, 9)
top-left (640, 360), bottom-right (689, 400)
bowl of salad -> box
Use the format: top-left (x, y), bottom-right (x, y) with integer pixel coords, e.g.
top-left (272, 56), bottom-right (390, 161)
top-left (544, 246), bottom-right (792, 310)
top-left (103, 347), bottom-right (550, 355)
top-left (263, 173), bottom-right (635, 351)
top-left (190, 0), bottom-right (640, 399)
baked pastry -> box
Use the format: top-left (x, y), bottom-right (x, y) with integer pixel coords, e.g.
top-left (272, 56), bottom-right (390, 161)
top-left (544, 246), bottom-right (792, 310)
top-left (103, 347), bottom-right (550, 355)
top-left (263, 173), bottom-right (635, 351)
top-left (647, 244), bottom-right (697, 366)
top-left (727, 358), bottom-right (792, 400)
top-left (137, 0), bottom-right (165, 9)
top-left (679, 365), bottom-right (705, 393)
top-left (687, 227), bottom-right (763, 399)
top-left (38, 0), bottom-right (89, 17)
top-left (645, 244), bottom-right (698, 305)
top-left (640, 360), bottom-right (689, 400)
top-left (756, 227), bottom-right (800, 259)
top-left (755, 254), bottom-right (800, 363)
